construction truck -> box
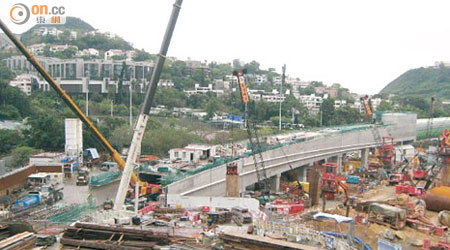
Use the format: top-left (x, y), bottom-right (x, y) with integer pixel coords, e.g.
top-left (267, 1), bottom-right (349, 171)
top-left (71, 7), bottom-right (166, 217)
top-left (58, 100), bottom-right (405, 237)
top-left (367, 203), bottom-right (406, 230)
top-left (76, 170), bottom-right (89, 186)
top-left (13, 185), bottom-right (63, 212)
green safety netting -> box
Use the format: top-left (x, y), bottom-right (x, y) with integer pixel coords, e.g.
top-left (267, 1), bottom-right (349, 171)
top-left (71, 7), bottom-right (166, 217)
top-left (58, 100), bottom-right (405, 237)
top-left (161, 124), bottom-right (380, 186)
top-left (90, 170), bottom-right (122, 186)
top-left (417, 128), bottom-right (444, 140)
top-left (48, 200), bottom-right (96, 223)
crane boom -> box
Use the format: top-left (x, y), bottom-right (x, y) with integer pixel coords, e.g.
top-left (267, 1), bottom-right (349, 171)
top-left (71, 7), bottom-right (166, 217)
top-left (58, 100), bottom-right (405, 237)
top-left (0, 19), bottom-right (134, 182)
top-left (113, 0), bottom-right (183, 211)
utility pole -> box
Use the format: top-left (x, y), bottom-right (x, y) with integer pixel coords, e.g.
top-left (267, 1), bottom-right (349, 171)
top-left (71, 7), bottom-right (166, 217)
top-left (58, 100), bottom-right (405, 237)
top-left (279, 64), bottom-right (286, 132)
top-left (85, 71), bottom-right (89, 116)
top-left (129, 69), bottom-right (133, 128)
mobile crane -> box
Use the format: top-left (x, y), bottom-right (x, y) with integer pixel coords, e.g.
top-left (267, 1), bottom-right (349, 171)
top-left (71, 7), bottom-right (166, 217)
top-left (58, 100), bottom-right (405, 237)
top-left (113, 0), bottom-right (183, 212)
top-left (0, 1), bottom-right (183, 217)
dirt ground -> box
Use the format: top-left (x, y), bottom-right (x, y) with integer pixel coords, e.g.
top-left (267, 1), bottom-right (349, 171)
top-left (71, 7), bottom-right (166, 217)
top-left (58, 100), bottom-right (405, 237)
top-left (304, 184), bottom-right (448, 250)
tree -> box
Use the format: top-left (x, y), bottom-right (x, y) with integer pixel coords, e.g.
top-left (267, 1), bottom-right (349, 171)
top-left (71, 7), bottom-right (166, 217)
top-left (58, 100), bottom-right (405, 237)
top-left (377, 100), bottom-right (392, 111)
top-left (299, 85), bottom-right (315, 95)
top-left (320, 98), bottom-right (335, 126)
top-left (332, 106), bottom-right (363, 125)
top-left (244, 60), bottom-right (260, 74)
top-left (24, 112), bottom-right (65, 151)
top-left (7, 146), bottom-right (39, 169)
top-left (0, 129), bottom-right (23, 155)
top-left (133, 49), bottom-right (155, 62)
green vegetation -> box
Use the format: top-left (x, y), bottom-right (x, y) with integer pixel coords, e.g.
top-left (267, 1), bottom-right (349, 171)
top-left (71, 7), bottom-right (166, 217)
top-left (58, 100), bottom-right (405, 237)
top-left (7, 146), bottom-right (39, 169)
top-left (380, 66), bottom-right (450, 99)
top-left (20, 16), bottom-right (134, 57)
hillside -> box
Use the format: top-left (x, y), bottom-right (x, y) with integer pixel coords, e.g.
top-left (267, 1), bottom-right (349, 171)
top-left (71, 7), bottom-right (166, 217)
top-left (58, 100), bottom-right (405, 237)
top-left (379, 66), bottom-right (450, 99)
top-left (20, 16), bottom-right (133, 51)
top-left (20, 17), bottom-right (94, 44)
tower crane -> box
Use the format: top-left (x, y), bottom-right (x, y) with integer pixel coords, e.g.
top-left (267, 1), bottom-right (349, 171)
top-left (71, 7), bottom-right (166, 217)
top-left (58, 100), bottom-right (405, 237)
top-left (233, 70), bottom-right (271, 200)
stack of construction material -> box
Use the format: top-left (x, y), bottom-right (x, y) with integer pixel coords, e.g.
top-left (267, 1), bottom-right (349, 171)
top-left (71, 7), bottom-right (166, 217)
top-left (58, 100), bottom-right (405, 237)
top-left (208, 211), bottom-right (231, 224)
top-left (61, 222), bottom-right (171, 250)
top-left (219, 231), bottom-right (321, 250)
top-left (0, 231), bottom-right (36, 250)
top-left (0, 225), bottom-right (10, 241)
top-left (230, 207), bottom-right (252, 225)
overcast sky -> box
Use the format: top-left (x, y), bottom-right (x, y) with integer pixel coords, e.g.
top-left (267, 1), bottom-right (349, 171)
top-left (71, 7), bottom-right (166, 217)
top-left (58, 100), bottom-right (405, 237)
top-left (2, 0), bottom-right (450, 94)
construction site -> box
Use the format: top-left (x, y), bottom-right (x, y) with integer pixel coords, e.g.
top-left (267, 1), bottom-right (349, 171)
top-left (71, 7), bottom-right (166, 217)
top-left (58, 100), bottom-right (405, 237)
top-left (1, 1), bottom-right (450, 250)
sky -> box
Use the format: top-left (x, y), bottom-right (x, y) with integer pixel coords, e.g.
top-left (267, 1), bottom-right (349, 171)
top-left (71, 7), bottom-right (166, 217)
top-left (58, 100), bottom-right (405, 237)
top-left (2, 0), bottom-right (450, 94)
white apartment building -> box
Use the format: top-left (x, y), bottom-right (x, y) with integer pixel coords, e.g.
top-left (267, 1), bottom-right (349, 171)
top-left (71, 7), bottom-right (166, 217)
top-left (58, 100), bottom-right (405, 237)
top-left (184, 84), bottom-right (224, 96)
top-left (8, 73), bottom-right (38, 95)
top-left (28, 43), bottom-right (46, 55)
top-left (299, 94), bottom-right (323, 115)
top-left (50, 44), bottom-right (78, 53)
top-left (76, 48), bottom-right (99, 57)
top-left (158, 79), bottom-right (174, 88)
top-left (334, 100), bottom-right (347, 108)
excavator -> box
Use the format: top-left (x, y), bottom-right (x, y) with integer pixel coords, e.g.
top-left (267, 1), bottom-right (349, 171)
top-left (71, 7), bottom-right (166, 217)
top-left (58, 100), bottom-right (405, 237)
top-left (320, 162), bottom-right (350, 216)
top-left (0, 0), bottom-right (183, 220)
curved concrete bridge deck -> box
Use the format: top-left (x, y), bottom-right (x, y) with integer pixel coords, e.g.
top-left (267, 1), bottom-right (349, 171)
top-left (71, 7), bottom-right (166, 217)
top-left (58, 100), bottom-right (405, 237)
top-left (167, 113), bottom-right (417, 196)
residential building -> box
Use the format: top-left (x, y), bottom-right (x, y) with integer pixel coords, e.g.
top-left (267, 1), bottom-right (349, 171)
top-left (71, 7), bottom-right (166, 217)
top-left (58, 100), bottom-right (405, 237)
top-left (214, 79), bottom-right (231, 91)
top-left (351, 100), bottom-right (365, 114)
top-left (104, 49), bottom-right (124, 60)
top-left (70, 31), bottom-right (77, 40)
top-left (248, 89), bottom-right (286, 103)
top-left (50, 44), bottom-right (78, 53)
top-left (184, 84), bottom-right (224, 96)
top-left (184, 59), bottom-right (210, 76)
top-left (299, 94), bottom-right (323, 115)
top-left (315, 87), bottom-right (338, 98)
top-left (371, 98), bottom-right (382, 111)
top-left (224, 75), bottom-right (238, 85)
top-left (334, 100), bottom-right (347, 109)
top-left (126, 50), bottom-right (136, 60)
top-left (76, 48), bottom-right (99, 57)
top-left (8, 73), bottom-right (40, 95)
top-left (158, 79), bottom-right (174, 88)
top-left (28, 43), bottom-right (46, 55)
top-left (247, 74), bottom-right (267, 84)
top-left (36, 27), bottom-right (61, 37)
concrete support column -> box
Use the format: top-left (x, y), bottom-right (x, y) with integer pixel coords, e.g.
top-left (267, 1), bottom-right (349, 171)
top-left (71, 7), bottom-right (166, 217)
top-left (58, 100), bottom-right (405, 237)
top-left (337, 154), bottom-right (343, 174)
top-left (271, 174), bottom-right (281, 192)
top-left (361, 148), bottom-right (368, 169)
top-left (302, 166), bottom-right (307, 182)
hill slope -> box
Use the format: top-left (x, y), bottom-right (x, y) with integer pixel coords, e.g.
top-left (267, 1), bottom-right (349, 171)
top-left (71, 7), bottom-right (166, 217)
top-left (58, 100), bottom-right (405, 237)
top-left (19, 16), bottom-right (133, 53)
top-left (379, 66), bottom-right (450, 98)
top-left (20, 17), bottom-right (94, 44)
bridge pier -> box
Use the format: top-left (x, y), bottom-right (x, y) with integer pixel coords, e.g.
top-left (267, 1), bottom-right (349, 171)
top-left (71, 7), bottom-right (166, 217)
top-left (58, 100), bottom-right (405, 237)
top-left (270, 174), bottom-right (281, 192)
top-left (361, 148), bottom-right (368, 168)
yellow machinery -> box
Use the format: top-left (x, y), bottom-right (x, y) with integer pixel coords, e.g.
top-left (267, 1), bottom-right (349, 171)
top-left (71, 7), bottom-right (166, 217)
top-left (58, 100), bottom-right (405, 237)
top-left (289, 181), bottom-right (310, 193)
top-left (343, 160), bottom-right (361, 173)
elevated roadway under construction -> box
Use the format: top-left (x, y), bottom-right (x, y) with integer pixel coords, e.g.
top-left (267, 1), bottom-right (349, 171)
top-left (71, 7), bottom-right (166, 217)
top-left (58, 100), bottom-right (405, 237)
top-left (166, 112), bottom-right (417, 196)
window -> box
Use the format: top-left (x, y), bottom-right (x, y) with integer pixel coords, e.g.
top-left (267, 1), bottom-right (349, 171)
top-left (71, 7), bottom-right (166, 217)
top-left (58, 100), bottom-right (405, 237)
top-left (182, 152), bottom-right (186, 158)
top-left (174, 152), bottom-right (179, 158)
